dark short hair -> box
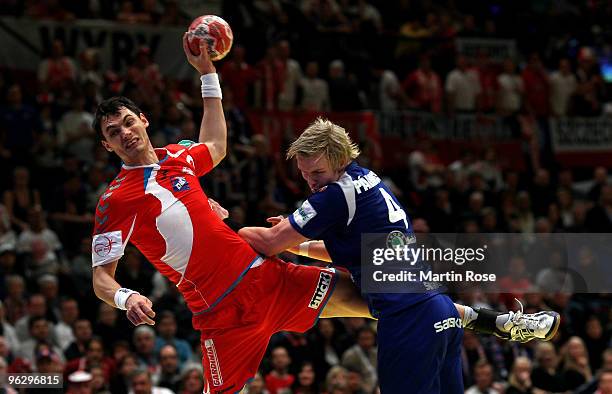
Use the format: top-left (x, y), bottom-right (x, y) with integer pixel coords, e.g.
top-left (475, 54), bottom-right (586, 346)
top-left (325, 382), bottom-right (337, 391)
top-left (92, 96), bottom-right (144, 140)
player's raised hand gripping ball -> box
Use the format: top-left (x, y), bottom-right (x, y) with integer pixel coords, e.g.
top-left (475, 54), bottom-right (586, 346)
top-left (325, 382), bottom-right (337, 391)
top-left (187, 15), bottom-right (233, 61)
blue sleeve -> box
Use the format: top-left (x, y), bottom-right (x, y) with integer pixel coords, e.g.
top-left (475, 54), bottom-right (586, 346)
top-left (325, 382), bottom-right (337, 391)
top-left (288, 184), bottom-right (348, 239)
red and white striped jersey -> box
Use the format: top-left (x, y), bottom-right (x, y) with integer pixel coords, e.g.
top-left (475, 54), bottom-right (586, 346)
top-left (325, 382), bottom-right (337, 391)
top-left (91, 141), bottom-right (259, 314)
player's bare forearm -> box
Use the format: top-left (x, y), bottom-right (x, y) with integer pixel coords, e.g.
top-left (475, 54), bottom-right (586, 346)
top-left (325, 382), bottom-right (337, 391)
top-left (182, 32), bottom-right (226, 166)
top-left (238, 227), bottom-right (276, 256)
top-left (92, 261), bottom-right (156, 326)
top-left (239, 219), bottom-right (308, 256)
top-left (200, 97), bottom-right (227, 166)
top-left (293, 240), bottom-right (332, 262)
top-left (92, 261), bottom-right (121, 306)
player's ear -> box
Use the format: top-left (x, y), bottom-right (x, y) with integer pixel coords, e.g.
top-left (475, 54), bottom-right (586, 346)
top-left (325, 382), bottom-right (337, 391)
top-left (101, 140), bottom-right (113, 152)
top-left (140, 113), bottom-right (149, 128)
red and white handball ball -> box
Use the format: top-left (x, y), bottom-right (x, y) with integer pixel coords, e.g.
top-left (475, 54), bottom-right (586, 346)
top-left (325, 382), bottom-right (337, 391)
top-left (187, 15), bottom-right (233, 61)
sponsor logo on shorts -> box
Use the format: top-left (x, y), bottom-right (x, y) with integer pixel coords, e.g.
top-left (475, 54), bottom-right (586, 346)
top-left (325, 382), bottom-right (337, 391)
top-left (204, 339), bottom-right (223, 387)
top-left (309, 272), bottom-right (333, 309)
top-left (433, 317), bottom-right (462, 333)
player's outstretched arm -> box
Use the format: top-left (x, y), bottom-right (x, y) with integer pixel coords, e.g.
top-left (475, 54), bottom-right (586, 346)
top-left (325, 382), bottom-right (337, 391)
top-left (93, 262), bottom-right (156, 326)
top-left (239, 218), bottom-right (309, 256)
top-left (182, 33), bottom-right (227, 167)
top-left (266, 216), bottom-right (332, 261)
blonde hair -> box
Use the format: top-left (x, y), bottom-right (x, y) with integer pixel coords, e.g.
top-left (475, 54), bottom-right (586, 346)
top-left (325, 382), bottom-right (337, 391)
top-left (287, 118), bottom-right (360, 170)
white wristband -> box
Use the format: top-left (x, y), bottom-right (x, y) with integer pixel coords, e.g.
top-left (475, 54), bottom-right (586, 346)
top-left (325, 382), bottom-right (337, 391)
top-left (200, 73), bottom-right (222, 98)
top-left (299, 241), bottom-right (311, 257)
top-left (114, 288), bottom-right (139, 310)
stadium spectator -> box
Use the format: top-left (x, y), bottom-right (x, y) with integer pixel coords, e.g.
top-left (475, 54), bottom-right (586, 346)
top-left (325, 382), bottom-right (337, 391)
top-left (64, 337), bottom-right (115, 383)
top-left (521, 53), bottom-right (550, 118)
top-left (255, 45), bottom-right (285, 111)
top-left (402, 54), bottom-right (443, 112)
top-left (531, 341), bottom-right (566, 392)
top-left (0, 300), bottom-right (18, 353)
top-left (341, 326), bottom-right (377, 394)
top-left (506, 357), bottom-right (535, 394)
top-left (14, 294), bottom-right (52, 342)
top-left (328, 60), bottom-right (363, 111)
top-left (129, 368), bottom-right (174, 394)
top-left (291, 361), bottom-right (319, 394)
top-left (309, 319), bottom-right (351, 381)
top-left (3, 166), bottom-right (41, 231)
top-left (246, 371), bottom-right (269, 394)
top-left (561, 336), bottom-right (593, 390)
top-left (265, 346), bottom-right (295, 394)
top-left (94, 302), bottom-right (128, 350)
top-left (549, 58), bottom-right (577, 117)
top-left (64, 318), bottom-right (92, 361)
top-left (465, 360), bottom-right (501, 394)
top-left (219, 45), bottom-right (258, 110)
top-left (37, 39), bottom-right (77, 94)
top-left (91, 367), bottom-right (112, 394)
top-left (445, 55), bottom-right (481, 113)
top-left (56, 93), bottom-right (95, 165)
top-left (474, 51), bottom-right (497, 113)
top-left (277, 40), bottom-right (302, 111)
top-left (496, 58), bottom-right (524, 116)
top-left (154, 311), bottom-right (192, 364)
top-left (110, 353), bottom-right (139, 394)
top-left (3, 275), bottom-right (26, 326)
top-left (54, 297), bottom-right (78, 351)
top-left (133, 326), bottom-right (159, 373)
top-left (372, 64), bottom-right (402, 111)
top-left (18, 316), bottom-right (63, 366)
top-left (0, 354), bottom-right (16, 393)
top-left (585, 184), bottom-right (612, 232)
top-left (573, 47), bottom-right (605, 117)
top-left (154, 344), bottom-right (181, 392)
top-left (178, 365), bottom-right (205, 394)
top-left (596, 369), bottom-right (612, 394)
top-left (300, 61), bottom-right (330, 111)
top-left (585, 316), bottom-right (609, 371)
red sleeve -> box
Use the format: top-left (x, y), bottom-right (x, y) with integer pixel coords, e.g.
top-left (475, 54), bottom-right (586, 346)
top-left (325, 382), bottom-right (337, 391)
top-left (179, 141), bottom-right (214, 177)
top-left (91, 189), bottom-right (137, 267)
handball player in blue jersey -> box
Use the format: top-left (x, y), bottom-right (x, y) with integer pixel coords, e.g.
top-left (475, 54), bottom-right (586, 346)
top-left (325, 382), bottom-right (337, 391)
top-left (238, 118), bottom-right (560, 393)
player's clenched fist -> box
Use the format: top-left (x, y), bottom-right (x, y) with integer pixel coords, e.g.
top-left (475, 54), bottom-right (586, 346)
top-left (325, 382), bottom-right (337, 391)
top-left (125, 294), bottom-right (156, 326)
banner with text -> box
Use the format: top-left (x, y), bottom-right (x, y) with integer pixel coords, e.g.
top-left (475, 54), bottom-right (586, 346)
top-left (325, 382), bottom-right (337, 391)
top-left (550, 117), bottom-right (612, 167)
top-left (0, 17), bottom-right (194, 78)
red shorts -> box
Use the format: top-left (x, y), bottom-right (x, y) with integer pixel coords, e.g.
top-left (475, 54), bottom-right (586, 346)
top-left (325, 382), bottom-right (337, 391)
top-left (192, 256), bottom-right (337, 394)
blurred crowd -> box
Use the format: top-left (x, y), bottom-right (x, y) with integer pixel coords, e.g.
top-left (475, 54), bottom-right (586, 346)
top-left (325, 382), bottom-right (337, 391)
top-left (0, 0), bottom-right (611, 393)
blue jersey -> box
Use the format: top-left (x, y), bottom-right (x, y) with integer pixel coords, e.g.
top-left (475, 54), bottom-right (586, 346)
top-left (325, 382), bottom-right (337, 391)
top-left (288, 162), bottom-right (439, 317)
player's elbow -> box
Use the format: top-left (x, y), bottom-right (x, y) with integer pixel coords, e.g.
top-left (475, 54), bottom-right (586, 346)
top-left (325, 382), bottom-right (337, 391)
top-left (208, 141), bottom-right (227, 166)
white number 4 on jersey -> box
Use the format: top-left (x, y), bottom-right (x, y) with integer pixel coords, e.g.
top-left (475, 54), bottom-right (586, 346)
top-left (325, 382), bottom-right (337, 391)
top-left (379, 187), bottom-right (408, 229)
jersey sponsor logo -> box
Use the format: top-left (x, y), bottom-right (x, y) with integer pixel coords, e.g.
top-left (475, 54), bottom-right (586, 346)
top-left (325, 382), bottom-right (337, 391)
top-left (433, 317), bottom-right (462, 333)
top-left (309, 271), bottom-right (333, 309)
top-left (93, 233), bottom-right (119, 257)
top-left (171, 176), bottom-right (190, 192)
top-left (204, 339), bottom-right (223, 387)
top-left (293, 200), bottom-right (317, 228)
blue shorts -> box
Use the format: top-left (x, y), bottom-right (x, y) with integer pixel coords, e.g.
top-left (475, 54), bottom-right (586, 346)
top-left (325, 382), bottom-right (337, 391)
top-left (377, 294), bottom-right (464, 394)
